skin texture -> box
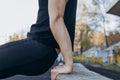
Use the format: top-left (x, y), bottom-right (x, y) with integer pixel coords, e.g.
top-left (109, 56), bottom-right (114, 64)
top-left (48, 0), bottom-right (73, 80)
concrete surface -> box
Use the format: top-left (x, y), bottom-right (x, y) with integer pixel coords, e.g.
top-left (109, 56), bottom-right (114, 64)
top-left (1, 63), bottom-right (112, 80)
top-left (57, 63), bottom-right (112, 80)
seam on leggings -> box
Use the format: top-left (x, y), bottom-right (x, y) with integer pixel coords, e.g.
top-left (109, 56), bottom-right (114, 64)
top-left (0, 38), bottom-right (51, 50)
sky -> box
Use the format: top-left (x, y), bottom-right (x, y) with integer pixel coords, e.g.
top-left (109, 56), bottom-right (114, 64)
top-left (0, 0), bottom-right (38, 35)
top-left (0, 0), bottom-right (39, 43)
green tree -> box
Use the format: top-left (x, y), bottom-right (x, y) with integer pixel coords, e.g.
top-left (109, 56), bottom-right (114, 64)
top-left (81, 37), bottom-right (91, 51)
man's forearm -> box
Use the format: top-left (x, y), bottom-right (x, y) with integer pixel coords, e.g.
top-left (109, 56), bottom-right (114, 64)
top-left (50, 17), bottom-right (73, 67)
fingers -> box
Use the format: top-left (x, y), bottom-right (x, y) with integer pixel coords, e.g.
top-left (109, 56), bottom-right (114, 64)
top-left (51, 65), bottom-right (73, 80)
top-left (51, 69), bottom-right (59, 80)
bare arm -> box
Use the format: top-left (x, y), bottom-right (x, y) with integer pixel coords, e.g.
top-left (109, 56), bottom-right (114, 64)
top-left (48, 0), bottom-right (73, 68)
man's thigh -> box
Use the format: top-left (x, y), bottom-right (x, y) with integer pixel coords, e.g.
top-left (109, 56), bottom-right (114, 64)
top-left (0, 38), bottom-right (57, 79)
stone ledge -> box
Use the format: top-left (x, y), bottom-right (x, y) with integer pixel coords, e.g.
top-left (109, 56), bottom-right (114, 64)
top-left (57, 63), bottom-right (112, 80)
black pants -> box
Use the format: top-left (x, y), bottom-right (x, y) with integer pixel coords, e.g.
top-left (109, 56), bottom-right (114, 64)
top-left (0, 38), bottom-right (58, 79)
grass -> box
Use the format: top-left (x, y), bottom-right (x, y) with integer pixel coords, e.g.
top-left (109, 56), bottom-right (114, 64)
top-left (73, 56), bottom-right (86, 63)
top-left (101, 64), bottom-right (120, 72)
top-left (73, 56), bottom-right (120, 72)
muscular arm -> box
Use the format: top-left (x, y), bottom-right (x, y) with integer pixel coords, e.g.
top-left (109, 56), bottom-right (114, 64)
top-left (48, 0), bottom-right (73, 68)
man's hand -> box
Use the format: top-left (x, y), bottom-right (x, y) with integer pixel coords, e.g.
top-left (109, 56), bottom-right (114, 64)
top-left (51, 65), bottom-right (73, 80)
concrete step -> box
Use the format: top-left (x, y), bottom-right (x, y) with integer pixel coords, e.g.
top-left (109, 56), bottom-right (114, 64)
top-left (57, 63), bottom-right (112, 80)
top-left (2, 63), bottom-right (112, 80)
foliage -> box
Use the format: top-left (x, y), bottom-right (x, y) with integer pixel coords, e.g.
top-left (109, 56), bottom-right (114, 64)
top-left (81, 37), bottom-right (92, 51)
top-left (107, 31), bottom-right (120, 46)
top-left (73, 56), bottom-right (86, 63)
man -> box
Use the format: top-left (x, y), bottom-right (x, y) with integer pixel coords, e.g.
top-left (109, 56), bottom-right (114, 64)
top-left (0, 0), bottom-right (77, 80)
top-left (28, 0), bottom-right (77, 79)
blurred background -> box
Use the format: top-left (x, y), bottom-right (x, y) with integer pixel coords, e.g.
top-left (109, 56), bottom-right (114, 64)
top-left (73, 0), bottom-right (120, 73)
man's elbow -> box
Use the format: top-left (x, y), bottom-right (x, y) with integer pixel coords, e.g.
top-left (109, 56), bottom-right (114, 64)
top-left (49, 14), bottom-right (64, 28)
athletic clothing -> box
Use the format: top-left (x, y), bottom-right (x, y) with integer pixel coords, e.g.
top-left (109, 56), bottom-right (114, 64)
top-left (0, 38), bottom-right (57, 79)
top-left (0, 0), bottom-right (77, 79)
top-left (27, 0), bottom-right (78, 50)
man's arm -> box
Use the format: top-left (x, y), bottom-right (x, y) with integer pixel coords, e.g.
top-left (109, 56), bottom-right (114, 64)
top-left (48, 0), bottom-right (73, 80)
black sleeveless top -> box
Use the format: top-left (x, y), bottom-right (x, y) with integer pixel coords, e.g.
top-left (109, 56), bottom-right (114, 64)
top-left (27, 0), bottom-right (77, 50)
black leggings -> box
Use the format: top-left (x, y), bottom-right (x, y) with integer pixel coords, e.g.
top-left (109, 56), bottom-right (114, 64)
top-left (0, 38), bottom-right (58, 79)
